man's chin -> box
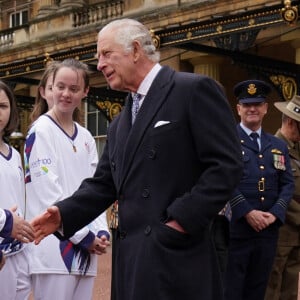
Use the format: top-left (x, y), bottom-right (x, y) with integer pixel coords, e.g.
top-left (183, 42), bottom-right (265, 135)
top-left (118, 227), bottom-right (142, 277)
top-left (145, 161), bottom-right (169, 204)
top-left (108, 82), bottom-right (120, 91)
top-left (108, 84), bottom-right (127, 93)
top-left (244, 120), bottom-right (261, 129)
top-left (246, 118), bottom-right (260, 125)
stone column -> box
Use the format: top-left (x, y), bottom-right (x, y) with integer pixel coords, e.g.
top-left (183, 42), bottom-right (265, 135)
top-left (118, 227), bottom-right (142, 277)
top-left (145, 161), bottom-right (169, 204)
top-left (59, 0), bottom-right (86, 9)
top-left (36, 0), bottom-right (58, 18)
top-left (194, 63), bottom-right (220, 81)
top-left (181, 52), bottom-right (222, 81)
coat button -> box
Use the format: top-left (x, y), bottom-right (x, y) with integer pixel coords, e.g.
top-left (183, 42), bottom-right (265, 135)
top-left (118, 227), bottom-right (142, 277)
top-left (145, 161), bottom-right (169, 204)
top-left (111, 161), bottom-right (116, 171)
top-left (144, 226), bottom-right (152, 235)
top-left (142, 189), bottom-right (149, 198)
top-left (148, 149), bottom-right (156, 159)
top-left (119, 231), bottom-right (127, 239)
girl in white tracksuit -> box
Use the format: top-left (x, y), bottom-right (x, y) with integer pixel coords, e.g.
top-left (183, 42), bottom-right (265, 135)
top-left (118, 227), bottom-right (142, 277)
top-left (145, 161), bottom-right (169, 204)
top-left (0, 80), bottom-right (33, 300)
top-left (24, 59), bottom-right (110, 300)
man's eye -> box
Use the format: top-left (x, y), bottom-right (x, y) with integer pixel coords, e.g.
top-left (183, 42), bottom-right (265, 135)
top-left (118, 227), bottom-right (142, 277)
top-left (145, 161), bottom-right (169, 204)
top-left (104, 51), bottom-right (112, 58)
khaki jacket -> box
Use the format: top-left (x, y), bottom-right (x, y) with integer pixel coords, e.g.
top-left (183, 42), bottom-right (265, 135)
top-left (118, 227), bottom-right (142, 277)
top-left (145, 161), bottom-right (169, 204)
top-left (275, 129), bottom-right (300, 228)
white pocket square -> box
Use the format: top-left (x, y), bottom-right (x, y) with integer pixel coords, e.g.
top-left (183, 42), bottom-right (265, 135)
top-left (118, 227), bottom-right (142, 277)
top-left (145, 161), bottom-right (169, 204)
top-left (154, 120), bottom-right (170, 128)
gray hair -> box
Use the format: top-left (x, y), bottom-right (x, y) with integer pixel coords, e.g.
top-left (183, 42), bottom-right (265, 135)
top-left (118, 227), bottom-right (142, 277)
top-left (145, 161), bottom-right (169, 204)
top-left (100, 19), bottom-right (160, 63)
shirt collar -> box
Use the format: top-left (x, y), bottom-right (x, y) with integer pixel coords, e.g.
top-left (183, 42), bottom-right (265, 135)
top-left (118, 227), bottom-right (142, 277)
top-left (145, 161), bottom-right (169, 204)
top-left (240, 122), bottom-right (262, 137)
top-left (132, 63), bottom-right (162, 98)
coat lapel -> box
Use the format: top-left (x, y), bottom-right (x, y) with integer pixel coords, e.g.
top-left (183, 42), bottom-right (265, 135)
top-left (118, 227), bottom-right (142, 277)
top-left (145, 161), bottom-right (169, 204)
top-left (118, 66), bottom-right (175, 189)
top-left (238, 126), bottom-right (258, 152)
top-left (260, 131), bottom-right (272, 152)
top-left (238, 125), bottom-right (271, 153)
top-left (114, 95), bottom-right (132, 187)
top-left (117, 95), bottom-right (132, 145)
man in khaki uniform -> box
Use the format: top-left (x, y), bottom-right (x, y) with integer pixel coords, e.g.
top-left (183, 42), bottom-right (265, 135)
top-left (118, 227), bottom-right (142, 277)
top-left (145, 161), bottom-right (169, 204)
top-left (265, 95), bottom-right (300, 300)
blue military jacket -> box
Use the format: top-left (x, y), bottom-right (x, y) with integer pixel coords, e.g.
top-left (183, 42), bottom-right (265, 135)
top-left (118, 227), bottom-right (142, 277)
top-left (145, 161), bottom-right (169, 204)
top-left (229, 125), bottom-right (294, 238)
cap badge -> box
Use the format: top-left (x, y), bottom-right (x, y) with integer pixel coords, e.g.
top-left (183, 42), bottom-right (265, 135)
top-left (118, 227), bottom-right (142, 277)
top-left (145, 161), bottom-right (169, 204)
top-left (293, 106), bottom-right (300, 114)
top-left (247, 84), bottom-right (257, 95)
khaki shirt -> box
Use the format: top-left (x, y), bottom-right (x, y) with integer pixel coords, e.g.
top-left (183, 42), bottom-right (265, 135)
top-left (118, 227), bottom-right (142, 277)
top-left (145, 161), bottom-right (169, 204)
top-left (275, 129), bottom-right (300, 227)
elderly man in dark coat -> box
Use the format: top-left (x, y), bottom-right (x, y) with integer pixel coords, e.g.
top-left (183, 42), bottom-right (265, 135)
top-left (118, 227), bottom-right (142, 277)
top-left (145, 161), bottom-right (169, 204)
top-left (31, 18), bottom-right (243, 300)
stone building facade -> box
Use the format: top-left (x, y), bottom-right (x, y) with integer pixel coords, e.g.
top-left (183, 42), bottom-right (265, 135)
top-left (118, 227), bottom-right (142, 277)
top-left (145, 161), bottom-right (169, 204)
top-left (0, 0), bottom-right (299, 150)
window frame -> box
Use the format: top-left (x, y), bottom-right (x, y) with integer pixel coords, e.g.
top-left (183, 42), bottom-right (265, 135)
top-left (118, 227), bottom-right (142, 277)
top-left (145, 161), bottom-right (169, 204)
top-left (9, 9), bottom-right (28, 28)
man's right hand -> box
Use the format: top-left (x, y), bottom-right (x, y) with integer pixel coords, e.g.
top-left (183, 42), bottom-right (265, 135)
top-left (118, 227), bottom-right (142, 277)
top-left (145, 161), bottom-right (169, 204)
top-left (30, 206), bottom-right (62, 245)
top-left (245, 210), bottom-right (270, 232)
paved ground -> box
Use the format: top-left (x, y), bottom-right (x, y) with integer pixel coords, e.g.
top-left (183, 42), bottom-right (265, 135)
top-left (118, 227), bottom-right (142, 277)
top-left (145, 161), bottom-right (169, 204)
top-left (29, 246), bottom-right (112, 300)
top-left (92, 246), bottom-right (112, 300)
top-left (27, 246), bottom-right (300, 299)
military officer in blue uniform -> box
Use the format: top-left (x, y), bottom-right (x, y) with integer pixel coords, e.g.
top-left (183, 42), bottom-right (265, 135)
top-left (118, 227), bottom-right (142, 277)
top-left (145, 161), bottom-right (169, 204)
top-left (224, 80), bottom-right (294, 300)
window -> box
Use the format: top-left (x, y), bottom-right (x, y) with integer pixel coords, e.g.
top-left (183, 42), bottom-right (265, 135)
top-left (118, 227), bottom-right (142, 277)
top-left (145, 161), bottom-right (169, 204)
top-left (86, 102), bottom-right (109, 156)
top-left (10, 10), bottom-right (28, 27)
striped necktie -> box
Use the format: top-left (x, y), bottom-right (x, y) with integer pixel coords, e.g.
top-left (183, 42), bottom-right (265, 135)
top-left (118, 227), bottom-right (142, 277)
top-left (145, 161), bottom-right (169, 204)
top-left (131, 93), bottom-right (142, 124)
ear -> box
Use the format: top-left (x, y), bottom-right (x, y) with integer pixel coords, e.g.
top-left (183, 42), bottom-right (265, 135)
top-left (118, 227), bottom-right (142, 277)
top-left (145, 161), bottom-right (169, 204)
top-left (236, 104), bottom-right (242, 116)
top-left (39, 86), bottom-right (46, 99)
top-left (290, 118), bottom-right (298, 128)
top-left (132, 40), bottom-right (141, 63)
top-left (263, 102), bottom-right (268, 114)
top-left (287, 117), bottom-right (294, 126)
top-left (84, 86), bottom-right (90, 97)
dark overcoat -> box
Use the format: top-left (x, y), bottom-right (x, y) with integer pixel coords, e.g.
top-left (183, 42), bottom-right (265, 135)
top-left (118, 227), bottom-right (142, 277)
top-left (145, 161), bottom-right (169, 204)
top-left (56, 66), bottom-right (243, 300)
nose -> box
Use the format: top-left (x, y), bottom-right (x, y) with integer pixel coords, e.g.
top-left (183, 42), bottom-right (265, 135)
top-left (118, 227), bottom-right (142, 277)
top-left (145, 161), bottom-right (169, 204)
top-left (97, 57), bottom-right (104, 72)
top-left (62, 88), bottom-right (70, 97)
top-left (97, 54), bottom-right (108, 72)
top-left (97, 63), bottom-right (102, 72)
top-left (247, 104), bottom-right (259, 110)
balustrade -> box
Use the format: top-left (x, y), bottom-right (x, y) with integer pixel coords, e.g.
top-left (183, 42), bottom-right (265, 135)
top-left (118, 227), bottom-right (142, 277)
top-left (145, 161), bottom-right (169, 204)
top-left (73, 1), bottom-right (124, 27)
top-left (0, 1), bottom-right (124, 51)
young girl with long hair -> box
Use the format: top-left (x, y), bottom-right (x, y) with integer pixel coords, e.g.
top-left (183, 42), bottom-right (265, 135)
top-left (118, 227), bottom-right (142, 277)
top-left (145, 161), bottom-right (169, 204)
top-left (24, 59), bottom-right (110, 300)
top-left (0, 80), bottom-right (34, 299)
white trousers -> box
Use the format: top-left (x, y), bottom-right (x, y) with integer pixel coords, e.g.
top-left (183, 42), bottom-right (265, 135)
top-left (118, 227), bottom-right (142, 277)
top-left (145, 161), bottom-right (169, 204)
top-left (31, 273), bottom-right (95, 300)
top-left (0, 246), bottom-right (31, 300)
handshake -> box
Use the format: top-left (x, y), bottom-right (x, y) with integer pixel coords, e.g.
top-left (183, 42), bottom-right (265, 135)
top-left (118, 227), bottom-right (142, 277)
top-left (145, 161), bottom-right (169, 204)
top-left (0, 205), bottom-right (74, 245)
top-left (0, 206), bottom-right (35, 270)
top-left (0, 206), bottom-right (110, 270)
